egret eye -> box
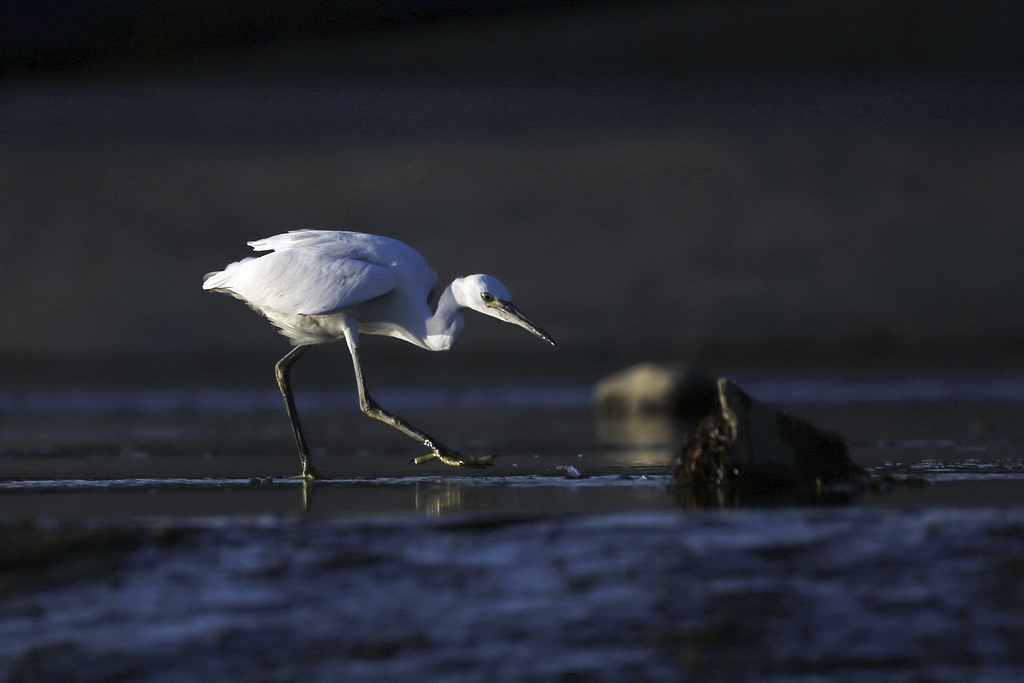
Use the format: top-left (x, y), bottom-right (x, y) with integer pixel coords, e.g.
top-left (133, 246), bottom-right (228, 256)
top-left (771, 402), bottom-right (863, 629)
top-left (481, 292), bottom-right (495, 303)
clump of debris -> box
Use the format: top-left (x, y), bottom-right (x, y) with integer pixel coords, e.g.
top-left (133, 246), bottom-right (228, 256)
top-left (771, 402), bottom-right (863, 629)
top-left (675, 378), bottom-right (865, 506)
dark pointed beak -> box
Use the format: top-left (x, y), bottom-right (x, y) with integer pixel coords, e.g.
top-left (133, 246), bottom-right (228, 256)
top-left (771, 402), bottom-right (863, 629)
top-left (495, 300), bottom-right (555, 346)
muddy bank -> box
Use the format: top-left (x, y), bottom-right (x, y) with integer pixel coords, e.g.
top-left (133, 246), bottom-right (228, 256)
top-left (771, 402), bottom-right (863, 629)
top-left (3, 509), bottom-right (1024, 682)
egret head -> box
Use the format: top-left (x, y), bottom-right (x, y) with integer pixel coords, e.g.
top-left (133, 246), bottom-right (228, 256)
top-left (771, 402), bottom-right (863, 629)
top-left (452, 274), bottom-right (555, 345)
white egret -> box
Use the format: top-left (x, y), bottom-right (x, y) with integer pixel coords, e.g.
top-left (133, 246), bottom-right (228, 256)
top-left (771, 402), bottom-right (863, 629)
top-left (203, 230), bottom-right (555, 479)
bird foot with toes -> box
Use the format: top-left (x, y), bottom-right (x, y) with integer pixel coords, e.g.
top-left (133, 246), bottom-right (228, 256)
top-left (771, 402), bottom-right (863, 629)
top-left (412, 447), bottom-right (497, 468)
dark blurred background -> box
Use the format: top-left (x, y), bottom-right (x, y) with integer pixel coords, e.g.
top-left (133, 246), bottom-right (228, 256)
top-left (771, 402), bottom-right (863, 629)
top-left (2, 0), bottom-right (1023, 388)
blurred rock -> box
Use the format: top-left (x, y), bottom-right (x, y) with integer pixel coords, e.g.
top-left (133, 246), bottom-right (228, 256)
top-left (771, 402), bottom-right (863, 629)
top-left (592, 363), bottom-right (717, 418)
top-left (675, 378), bottom-right (863, 506)
top-left (592, 413), bottom-right (682, 447)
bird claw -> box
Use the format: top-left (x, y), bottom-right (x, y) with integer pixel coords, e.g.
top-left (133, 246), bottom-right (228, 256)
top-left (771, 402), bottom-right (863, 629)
top-left (411, 448), bottom-right (497, 468)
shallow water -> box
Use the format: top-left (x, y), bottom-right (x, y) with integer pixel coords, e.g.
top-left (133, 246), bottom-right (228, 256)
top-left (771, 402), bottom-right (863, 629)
top-left (1, 378), bottom-right (1023, 517)
top-left (4, 380), bottom-right (1024, 681)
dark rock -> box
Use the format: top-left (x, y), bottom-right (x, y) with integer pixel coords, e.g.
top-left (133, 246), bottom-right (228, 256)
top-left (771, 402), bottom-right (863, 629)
top-left (675, 378), bottom-right (864, 506)
top-left (592, 363), bottom-right (717, 418)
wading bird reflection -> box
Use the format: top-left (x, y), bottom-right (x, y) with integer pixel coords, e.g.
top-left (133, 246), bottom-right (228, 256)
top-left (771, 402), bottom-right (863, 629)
top-left (204, 230), bottom-right (555, 479)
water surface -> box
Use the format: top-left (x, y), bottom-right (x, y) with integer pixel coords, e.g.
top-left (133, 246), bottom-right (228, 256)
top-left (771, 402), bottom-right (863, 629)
top-left (2, 378), bottom-right (1023, 517)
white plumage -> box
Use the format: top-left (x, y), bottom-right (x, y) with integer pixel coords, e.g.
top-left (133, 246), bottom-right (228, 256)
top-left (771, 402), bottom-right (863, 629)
top-left (204, 230), bottom-right (554, 478)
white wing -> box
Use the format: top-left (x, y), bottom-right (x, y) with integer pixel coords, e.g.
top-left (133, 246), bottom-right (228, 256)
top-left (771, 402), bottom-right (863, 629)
top-left (204, 247), bottom-right (396, 316)
top-left (247, 230), bottom-right (357, 253)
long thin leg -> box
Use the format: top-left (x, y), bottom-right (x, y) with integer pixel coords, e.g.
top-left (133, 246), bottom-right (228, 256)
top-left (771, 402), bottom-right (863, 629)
top-left (274, 344), bottom-right (322, 479)
top-left (341, 322), bottom-right (494, 468)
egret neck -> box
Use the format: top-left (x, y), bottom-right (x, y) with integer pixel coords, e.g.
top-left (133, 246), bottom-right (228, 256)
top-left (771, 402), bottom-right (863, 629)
top-left (423, 283), bottom-right (466, 351)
